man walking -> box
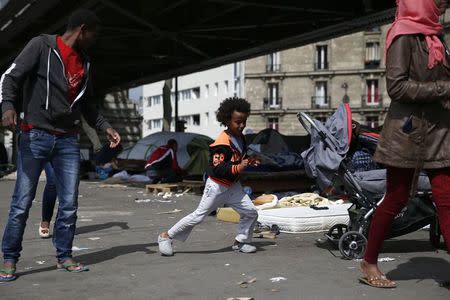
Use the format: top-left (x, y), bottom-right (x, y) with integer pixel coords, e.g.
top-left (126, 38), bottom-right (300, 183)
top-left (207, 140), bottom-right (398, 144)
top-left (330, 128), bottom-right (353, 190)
top-left (0, 9), bottom-right (120, 281)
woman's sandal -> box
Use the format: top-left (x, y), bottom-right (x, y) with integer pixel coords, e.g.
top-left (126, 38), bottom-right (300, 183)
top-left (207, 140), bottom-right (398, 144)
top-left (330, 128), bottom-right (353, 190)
top-left (0, 267), bottom-right (17, 282)
top-left (39, 225), bottom-right (50, 238)
top-left (359, 276), bottom-right (397, 288)
top-left (57, 261), bottom-right (89, 273)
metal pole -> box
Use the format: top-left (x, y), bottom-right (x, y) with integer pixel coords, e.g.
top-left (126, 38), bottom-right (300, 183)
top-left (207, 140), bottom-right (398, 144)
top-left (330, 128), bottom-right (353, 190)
top-left (175, 76), bottom-right (179, 131)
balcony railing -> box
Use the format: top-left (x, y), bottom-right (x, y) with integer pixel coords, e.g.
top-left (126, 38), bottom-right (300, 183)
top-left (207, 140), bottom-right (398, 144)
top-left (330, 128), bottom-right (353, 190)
top-left (314, 62), bottom-right (329, 70)
top-left (266, 64), bottom-right (281, 73)
top-left (361, 95), bottom-right (383, 108)
top-left (364, 60), bottom-right (381, 69)
top-left (263, 97), bottom-right (282, 110)
top-left (311, 96), bottom-right (331, 109)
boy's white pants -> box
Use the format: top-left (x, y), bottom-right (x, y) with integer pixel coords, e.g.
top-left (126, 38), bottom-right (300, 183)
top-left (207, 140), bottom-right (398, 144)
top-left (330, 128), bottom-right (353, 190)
top-left (168, 178), bottom-right (258, 243)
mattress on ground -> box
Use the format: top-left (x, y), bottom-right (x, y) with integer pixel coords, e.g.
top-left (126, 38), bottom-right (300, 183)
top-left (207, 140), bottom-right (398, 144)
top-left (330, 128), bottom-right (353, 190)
top-left (257, 204), bottom-right (351, 233)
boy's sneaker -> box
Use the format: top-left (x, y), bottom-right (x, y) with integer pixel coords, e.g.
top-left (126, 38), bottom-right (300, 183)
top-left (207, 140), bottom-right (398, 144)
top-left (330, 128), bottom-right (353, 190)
top-left (232, 243), bottom-right (257, 253)
top-left (158, 235), bottom-right (174, 256)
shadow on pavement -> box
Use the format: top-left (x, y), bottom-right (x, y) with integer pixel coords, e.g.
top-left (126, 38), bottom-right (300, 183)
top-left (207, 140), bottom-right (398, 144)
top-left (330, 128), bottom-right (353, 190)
top-left (386, 257), bottom-right (450, 290)
top-left (17, 242), bottom-right (156, 278)
top-left (315, 238), bottom-right (341, 258)
top-left (380, 239), bottom-right (437, 253)
top-left (75, 222), bottom-right (130, 235)
top-left (314, 237), bottom-right (443, 260)
top-left (176, 241), bottom-right (276, 254)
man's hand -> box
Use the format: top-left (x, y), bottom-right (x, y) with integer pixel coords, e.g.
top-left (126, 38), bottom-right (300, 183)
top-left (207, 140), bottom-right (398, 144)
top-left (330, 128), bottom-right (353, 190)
top-left (106, 128), bottom-right (121, 148)
top-left (2, 109), bottom-right (17, 130)
top-left (441, 100), bottom-right (450, 110)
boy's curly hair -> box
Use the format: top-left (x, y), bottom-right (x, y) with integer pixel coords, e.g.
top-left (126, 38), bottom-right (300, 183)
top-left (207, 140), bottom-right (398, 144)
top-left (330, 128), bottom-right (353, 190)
top-left (216, 97), bottom-right (251, 126)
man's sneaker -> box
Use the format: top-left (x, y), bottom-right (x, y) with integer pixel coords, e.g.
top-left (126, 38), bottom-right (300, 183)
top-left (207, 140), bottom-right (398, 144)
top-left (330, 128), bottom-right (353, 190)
top-left (232, 243), bottom-right (257, 253)
top-left (158, 235), bottom-right (174, 256)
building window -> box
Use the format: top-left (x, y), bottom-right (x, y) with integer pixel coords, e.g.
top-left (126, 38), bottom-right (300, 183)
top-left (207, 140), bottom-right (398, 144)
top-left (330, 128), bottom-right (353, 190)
top-left (192, 87), bottom-right (200, 99)
top-left (315, 116), bottom-right (328, 124)
top-left (151, 95), bottom-right (162, 105)
top-left (193, 114), bottom-right (200, 126)
top-left (153, 119), bottom-right (162, 129)
top-left (267, 117), bottom-right (279, 131)
top-left (367, 26), bottom-right (381, 33)
top-left (214, 82), bottom-right (219, 96)
top-left (181, 90), bottom-right (190, 101)
top-left (315, 45), bottom-right (328, 70)
top-left (266, 52), bottom-right (280, 72)
top-left (205, 84), bottom-right (209, 98)
top-left (224, 80), bottom-right (229, 93)
top-left (365, 42), bottom-right (380, 68)
top-left (147, 96), bottom-right (152, 107)
top-left (234, 80), bottom-right (240, 97)
top-left (265, 83), bottom-right (281, 109)
top-left (205, 112), bottom-right (209, 126)
top-left (366, 116), bottom-right (379, 129)
top-left (313, 81), bottom-right (329, 108)
top-left (147, 120), bottom-right (152, 130)
top-left (365, 79), bottom-right (379, 105)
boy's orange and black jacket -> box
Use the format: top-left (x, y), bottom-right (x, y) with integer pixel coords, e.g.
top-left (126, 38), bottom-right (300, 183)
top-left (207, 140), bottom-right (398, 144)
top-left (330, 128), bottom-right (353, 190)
top-left (207, 131), bottom-right (246, 187)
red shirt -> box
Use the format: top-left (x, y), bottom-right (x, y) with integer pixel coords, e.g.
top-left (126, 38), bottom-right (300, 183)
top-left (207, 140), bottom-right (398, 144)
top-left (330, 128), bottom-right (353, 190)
top-left (56, 36), bottom-right (85, 103)
top-left (21, 37), bottom-right (83, 133)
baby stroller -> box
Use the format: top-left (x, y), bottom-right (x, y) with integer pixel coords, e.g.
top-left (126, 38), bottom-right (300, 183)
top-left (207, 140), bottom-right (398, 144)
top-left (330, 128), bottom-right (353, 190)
top-left (297, 103), bottom-right (440, 259)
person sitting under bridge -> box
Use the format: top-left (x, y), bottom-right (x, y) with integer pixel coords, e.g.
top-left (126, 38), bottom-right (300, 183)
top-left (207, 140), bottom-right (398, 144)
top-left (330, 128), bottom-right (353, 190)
top-left (145, 139), bottom-right (186, 184)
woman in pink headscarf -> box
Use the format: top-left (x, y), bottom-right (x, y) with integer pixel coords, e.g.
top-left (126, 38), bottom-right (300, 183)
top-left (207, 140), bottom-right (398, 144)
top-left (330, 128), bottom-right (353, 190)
top-left (359, 0), bottom-right (450, 288)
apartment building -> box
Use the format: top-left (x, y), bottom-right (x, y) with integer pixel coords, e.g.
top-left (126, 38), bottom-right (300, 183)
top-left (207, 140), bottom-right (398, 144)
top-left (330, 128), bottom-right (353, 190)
top-left (141, 63), bottom-right (243, 139)
top-left (244, 25), bottom-right (391, 135)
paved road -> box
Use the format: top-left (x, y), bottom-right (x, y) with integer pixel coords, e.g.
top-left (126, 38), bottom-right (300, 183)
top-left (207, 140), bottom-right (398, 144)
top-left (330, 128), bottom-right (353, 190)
top-left (0, 180), bottom-right (448, 300)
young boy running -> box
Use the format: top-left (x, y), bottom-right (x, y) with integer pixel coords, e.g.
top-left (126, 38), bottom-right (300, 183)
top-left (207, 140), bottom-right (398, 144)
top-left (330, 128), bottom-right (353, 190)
top-left (158, 97), bottom-right (259, 255)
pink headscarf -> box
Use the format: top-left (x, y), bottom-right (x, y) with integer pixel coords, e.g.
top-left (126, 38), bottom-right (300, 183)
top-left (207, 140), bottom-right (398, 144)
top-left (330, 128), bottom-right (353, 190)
top-left (385, 0), bottom-right (445, 69)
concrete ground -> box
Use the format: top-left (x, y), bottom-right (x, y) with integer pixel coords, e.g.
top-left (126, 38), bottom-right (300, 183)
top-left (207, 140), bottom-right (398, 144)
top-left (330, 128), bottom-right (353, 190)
top-left (0, 179), bottom-right (449, 300)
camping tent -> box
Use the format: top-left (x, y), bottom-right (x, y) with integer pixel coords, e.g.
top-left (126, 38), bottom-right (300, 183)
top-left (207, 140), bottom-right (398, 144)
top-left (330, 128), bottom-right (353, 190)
top-left (118, 132), bottom-right (213, 175)
top-left (246, 129), bottom-right (303, 171)
top-left (248, 128), bottom-right (290, 154)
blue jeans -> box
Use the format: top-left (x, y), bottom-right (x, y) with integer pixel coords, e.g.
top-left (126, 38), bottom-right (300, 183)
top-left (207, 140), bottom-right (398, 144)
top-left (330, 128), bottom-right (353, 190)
top-left (2, 129), bottom-right (80, 263)
top-left (42, 163), bottom-right (57, 222)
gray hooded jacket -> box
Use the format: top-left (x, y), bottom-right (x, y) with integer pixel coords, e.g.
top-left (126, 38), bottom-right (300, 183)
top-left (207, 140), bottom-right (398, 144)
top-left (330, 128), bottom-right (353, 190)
top-left (0, 34), bottom-right (111, 133)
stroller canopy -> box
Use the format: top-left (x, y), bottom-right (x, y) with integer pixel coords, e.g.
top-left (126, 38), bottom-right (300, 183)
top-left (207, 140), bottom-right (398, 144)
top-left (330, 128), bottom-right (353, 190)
top-left (301, 103), bottom-right (353, 189)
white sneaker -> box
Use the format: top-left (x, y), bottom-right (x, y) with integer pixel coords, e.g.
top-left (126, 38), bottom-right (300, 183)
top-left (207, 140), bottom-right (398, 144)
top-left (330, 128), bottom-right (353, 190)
top-left (158, 235), bottom-right (174, 256)
top-left (232, 243), bottom-right (257, 253)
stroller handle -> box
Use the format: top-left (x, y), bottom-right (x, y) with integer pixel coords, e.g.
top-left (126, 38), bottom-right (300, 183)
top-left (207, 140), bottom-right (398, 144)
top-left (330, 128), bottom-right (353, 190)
top-left (297, 112), bottom-right (320, 135)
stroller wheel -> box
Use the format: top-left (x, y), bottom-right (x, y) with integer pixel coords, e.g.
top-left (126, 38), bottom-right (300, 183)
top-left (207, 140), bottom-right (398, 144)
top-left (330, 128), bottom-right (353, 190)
top-left (338, 231), bottom-right (367, 260)
top-left (325, 224), bottom-right (348, 244)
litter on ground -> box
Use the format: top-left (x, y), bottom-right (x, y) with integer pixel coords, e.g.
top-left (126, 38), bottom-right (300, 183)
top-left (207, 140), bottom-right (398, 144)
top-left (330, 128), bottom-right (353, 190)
top-left (238, 277), bottom-right (256, 288)
top-left (157, 209), bottom-right (182, 215)
top-left (270, 277), bottom-right (287, 283)
top-left (135, 199), bottom-right (172, 203)
top-left (72, 246), bottom-right (90, 251)
top-left (355, 257), bottom-right (395, 262)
